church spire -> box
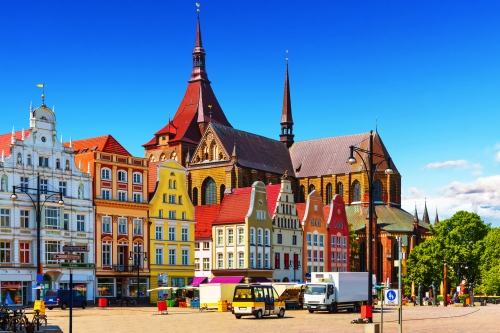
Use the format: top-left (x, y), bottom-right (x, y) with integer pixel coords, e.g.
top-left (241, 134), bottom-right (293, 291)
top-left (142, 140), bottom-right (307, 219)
top-left (279, 57), bottom-right (294, 148)
top-left (422, 199), bottom-right (430, 224)
top-left (189, 14), bottom-right (209, 82)
top-left (434, 207), bottom-right (439, 226)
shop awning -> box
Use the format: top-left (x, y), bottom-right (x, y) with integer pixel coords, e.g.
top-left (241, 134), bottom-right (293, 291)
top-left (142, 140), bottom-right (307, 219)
top-left (189, 277), bottom-right (207, 287)
top-left (209, 276), bottom-right (244, 284)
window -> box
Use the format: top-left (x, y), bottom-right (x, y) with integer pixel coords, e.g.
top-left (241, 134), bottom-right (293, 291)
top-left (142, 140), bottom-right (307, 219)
top-left (319, 235), bottom-right (324, 247)
top-left (168, 211), bottom-right (176, 219)
top-left (192, 187), bottom-right (198, 206)
top-left (0, 242), bottom-right (11, 263)
top-left (265, 229), bottom-right (270, 246)
top-left (102, 216), bottom-right (111, 233)
top-left (194, 258), bottom-right (200, 270)
top-left (20, 242), bottom-right (30, 263)
top-left (178, 196), bottom-right (183, 205)
top-left (257, 229), bottom-right (262, 245)
top-left (44, 208), bottom-right (60, 229)
top-left (65, 159), bottom-right (70, 171)
top-left (325, 183), bottom-right (333, 204)
top-left (217, 229), bottom-right (223, 245)
top-left (102, 189), bottom-right (111, 200)
top-left (20, 177), bottom-right (29, 191)
top-left (337, 237), bottom-right (341, 248)
top-left (331, 252), bottom-right (336, 263)
top-left (40, 179), bottom-right (48, 194)
top-left (342, 252), bottom-right (346, 263)
top-left (238, 253), bottom-right (244, 268)
top-left (133, 219), bottom-right (142, 235)
top-left (181, 212), bottom-right (186, 220)
top-left (118, 218), bottom-right (127, 234)
top-left (217, 253), bottom-right (223, 268)
top-left (173, 180), bottom-right (177, 189)
top-left (203, 242), bottom-right (209, 250)
top-left (63, 213), bottom-right (69, 231)
top-left (168, 249), bottom-right (176, 265)
top-left (336, 182), bottom-right (344, 196)
top-left (313, 234), bottom-right (318, 246)
top-left (168, 195), bottom-right (176, 204)
top-left (342, 237), bottom-right (346, 248)
top-left (313, 250), bottom-right (318, 262)
top-left (201, 177), bottom-right (216, 205)
top-left (352, 180), bottom-right (361, 202)
top-left (319, 251), bottom-right (324, 262)
top-left (307, 250), bottom-right (311, 261)
top-left (156, 248), bottom-right (163, 265)
top-left (275, 253), bottom-right (280, 269)
top-left (159, 209), bottom-right (163, 218)
top-left (155, 226), bottom-right (162, 240)
top-left (20, 210), bottom-right (29, 228)
top-left (265, 253), bottom-right (269, 268)
top-left (102, 243), bottom-right (111, 266)
top-left (195, 242), bottom-right (200, 251)
top-left (250, 252), bottom-right (255, 268)
top-left (101, 168), bottom-right (111, 180)
top-left (307, 233), bottom-right (311, 246)
top-left (59, 181), bottom-right (67, 197)
top-left (168, 180), bottom-right (172, 189)
top-left (118, 191), bottom-right (126, 201)
top-left (292, 235), bottom-right (297, 245)
top-left (203, 258), bottom-right (209, 270)
top-left (117, 170), bottom-right (127, 182)
top-left (17, 153), bottom-right (22, 165)
top-left (39, 156), bottom-right (49, 167)
top-left (257, 253), bottom-right (262, 268)
top-left (250, 228), bottom-right (255, 244)
top-left (228, 253), bottom-right (234, 268)
top-left (181, 228), bottom-right (188, 242)
top-left (27, 155), bottom-right (32, 166)
top-left (331, 236), bottom-right (336, 246)
top-left (284, 253), bottom-right (290, 269)
top-left (45, 241), bottom-right (60, 264)
top-left (238, 228), bottom-right (244, 244)
top-left (168, 227), bottom-right (175, 241)
top-left (162, 194), bottom-right (167, 203)
top-left (133, 173), bottom-right (142, 184)
top-left (77, 215), bottom-right (85, 232)
top-left (227, 229), bottom-right (234, 245)
top-left (374, 179), bottom-right (383, 202)
top-left (277, 233), bottom-right (282, 244)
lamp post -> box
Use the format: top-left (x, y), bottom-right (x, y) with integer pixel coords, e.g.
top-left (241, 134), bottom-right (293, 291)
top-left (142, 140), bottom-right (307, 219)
top-left (11, 173), bottom-right (64, 301)
top-left (396, 236), bottom-right (403, 333)
top-left (347, 130), bottom-right (394, 317)
top-left (289, 259), bottom-right (301, 282)
top-left (129, 250), bottom-right (147, 305)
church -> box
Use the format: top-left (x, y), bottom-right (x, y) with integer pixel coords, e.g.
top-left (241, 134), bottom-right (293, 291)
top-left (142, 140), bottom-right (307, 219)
top-left (143, 15), bottom-right (432, 287)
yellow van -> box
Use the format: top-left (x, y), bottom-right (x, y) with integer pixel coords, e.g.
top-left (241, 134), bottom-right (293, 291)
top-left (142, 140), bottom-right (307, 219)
top-left (231, 284), bottom-right (286, 319)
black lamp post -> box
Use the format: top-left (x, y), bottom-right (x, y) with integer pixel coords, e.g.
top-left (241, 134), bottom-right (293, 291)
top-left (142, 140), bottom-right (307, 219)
top-left (11, 173), bottom-right (64, 301)
top-left (346, 130), bottom-right (394, 316)
top-left (289, 259), bottom-right (301, 282)
top-left (129, 250), bottom-right (147, 305)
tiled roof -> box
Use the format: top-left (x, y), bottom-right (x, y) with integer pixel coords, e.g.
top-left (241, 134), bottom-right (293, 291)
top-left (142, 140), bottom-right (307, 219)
top-left (0, 130), bottom-right (31, 157)
top-left (289, 132), bottom-right (398, 178)
top-left (346, 204), bottom-right (429, 232)
top-left (148, 161), bottom-right (160, 198)
top-left (232, 184), bottom-right (281, 217)
top-left (296, 203), bottom-right (307, 222)
top-left (211, 123), bottom-right (295, 176)
top-left (66, 135), bottom-right (131, 156)
top-left (195, 204), bottom-right (221, 239)
top-left (213, 191), bottom-right (251, 224)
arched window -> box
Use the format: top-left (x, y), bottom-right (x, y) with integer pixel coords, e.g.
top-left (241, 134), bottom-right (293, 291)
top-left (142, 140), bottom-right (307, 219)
top-left (192, 187), bottom-right (198, 206)
top-left (170, 151), bottom-right (177, 161)
top-left (299, 185), bottom-right (305, 203)
top-left (374, 179), bottom-right (383, 202)
top-left (220, 184), bottom-right (226, 202)
top-left (56, 158), bottom-right (60, 169)
top-left (173, 180), bottom-right (177, 189)
top-left (309, 184), bottom-right (315, 194)
top-left (168, 180), bottom-right (172, 189)
top-left (101, 168), bottom-right (111, 180)
top-left (65, 159), bottom-right (70, 171)
top-left (159, 153), bottom-right (166, 161)
top-left (325, 183), bottom-right (333, 204)
top-left (117, 170), bottom-right (127, 182)
top-left (133, 172), bottom-right (142, 184)
top-left (390, 180), bottom-right (396, 203)
top-left (336, 182), bottom-right (344, 197)
top-left (352, 180), bottom-right (361, 202)
top-left (202, 177), bottom-right (216, 205)
top-left (27, 154), bottom-right (32, 166)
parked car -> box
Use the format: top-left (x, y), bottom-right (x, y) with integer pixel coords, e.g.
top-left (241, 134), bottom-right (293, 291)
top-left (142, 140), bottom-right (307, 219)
top-left (44, 290), bottom-right (87, 310)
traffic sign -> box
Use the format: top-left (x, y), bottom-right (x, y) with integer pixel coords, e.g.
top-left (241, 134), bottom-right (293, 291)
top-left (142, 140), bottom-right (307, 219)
top-left (384, 289), bottom-right (399, 305)
top-left (52, 254), bottom-right (82, 260)
top-left (62, 246), bottom-right (89, 252)
top-left (60, 263), bottom-right (96, 269)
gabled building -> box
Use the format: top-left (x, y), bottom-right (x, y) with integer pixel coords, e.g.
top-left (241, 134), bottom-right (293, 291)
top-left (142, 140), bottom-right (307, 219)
top-left (148, 160), bottom-right (195, 302)
top-left (194, 204), bottom-right (220, 280)
top-left (68, 135), bottom-right (150, 303)
top-left (0, 99), bottom-right (94, 305)
top-left (325, 194), bottom-right (350, 272)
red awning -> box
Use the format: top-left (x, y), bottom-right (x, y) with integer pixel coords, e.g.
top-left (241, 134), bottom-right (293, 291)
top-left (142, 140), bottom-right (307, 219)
top-left (209, 276), bottom-right (244, 284)
top-left (189, 277), bottom-right (207, 287)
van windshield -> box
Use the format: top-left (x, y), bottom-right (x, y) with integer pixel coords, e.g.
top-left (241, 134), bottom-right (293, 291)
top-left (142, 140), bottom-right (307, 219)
top-left (45, 290), bottom-right (57, 296)
top-left (233, 288), bottom-right (255, 301)
top-left (305, 285), bottom-right (326, 295)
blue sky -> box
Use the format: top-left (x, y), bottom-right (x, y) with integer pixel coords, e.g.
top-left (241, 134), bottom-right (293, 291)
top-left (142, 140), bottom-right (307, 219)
top-left (2, 1), bottom-right (500, 226)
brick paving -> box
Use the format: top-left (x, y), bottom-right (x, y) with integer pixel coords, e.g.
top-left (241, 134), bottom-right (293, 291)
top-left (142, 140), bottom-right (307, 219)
top-left (46, 303), bottom-right (499, 333)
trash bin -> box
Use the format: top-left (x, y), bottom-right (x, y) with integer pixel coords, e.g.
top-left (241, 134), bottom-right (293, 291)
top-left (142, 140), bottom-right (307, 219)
top-left (98, 298), bottom-right (108, 308)
top-left (361, 305), bottom-right (372, 319)
top-left (157, 300), bottom-right (168, 314)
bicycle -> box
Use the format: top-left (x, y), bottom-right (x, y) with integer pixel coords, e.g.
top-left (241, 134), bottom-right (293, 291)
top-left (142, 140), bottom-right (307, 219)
top-left (8, 307), bottom-right (28, 333)
top-left (0, 304), bottom-right (11, 331)
top-left (31, 309), bottom-right (47, 333)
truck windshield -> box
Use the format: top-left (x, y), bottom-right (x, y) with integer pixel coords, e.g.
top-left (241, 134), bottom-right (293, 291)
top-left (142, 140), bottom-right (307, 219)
top-left (233, 288), bottom-right (255, 301)
top-left (305, 285), bottom-right (326, 295)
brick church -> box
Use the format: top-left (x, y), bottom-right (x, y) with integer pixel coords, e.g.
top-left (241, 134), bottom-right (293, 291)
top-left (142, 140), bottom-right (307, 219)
top-left (143, 15), bottom-right (432, 288)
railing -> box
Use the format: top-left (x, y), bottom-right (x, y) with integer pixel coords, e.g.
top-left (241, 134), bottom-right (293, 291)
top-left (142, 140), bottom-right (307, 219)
top-left (112, 265), bottom-right (137, 272)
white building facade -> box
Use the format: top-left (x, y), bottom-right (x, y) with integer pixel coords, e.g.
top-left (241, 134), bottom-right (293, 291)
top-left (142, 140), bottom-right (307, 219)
top-left (0, 100), bottom-right (94, 305)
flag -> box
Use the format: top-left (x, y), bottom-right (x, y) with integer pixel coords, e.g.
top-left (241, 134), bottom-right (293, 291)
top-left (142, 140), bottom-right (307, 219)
top-left (36, 84), bottom-right (44, 88)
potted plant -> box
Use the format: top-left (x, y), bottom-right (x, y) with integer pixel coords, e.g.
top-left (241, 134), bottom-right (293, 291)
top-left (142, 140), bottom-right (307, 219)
top-left (437, 295), bottom-right (444, 306)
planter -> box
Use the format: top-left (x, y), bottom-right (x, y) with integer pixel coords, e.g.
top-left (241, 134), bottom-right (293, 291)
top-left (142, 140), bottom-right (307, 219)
top-left (406, 302), bottom-right (415, 307)
top-left (440, 301), bottom-right (445, 306)
top-left (474, 302), bottom-right (482, 307)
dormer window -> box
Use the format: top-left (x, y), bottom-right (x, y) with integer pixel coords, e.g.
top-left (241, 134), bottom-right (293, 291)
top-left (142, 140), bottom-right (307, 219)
top-left (81, 148), bottom-right (88, 153)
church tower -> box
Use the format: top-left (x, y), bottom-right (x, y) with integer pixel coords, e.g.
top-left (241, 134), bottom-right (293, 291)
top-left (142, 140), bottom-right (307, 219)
top-left (279, 62), bottom-right (294, 148)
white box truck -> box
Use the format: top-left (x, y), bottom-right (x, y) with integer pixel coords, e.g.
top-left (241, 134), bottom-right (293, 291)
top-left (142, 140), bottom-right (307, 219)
top-left (303, 272), bottom-right (368, 313)
top-left (199, 283), bottom-right (239, 309)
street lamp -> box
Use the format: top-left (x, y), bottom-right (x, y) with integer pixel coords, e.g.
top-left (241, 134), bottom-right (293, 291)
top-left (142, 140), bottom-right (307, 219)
top-left (289, 259), bottom-right (301, 282)
top-left (346, 130), bottom-right (394, 317)
top-left (11, 173), bottom-right (64, 301)
top-left (129, 250), bottom-right (147, 305)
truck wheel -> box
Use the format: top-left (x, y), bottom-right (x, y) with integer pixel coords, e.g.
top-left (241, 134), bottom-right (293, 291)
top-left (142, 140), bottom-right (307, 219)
top-left (308, 309), bottom-right (314, 313)
top-left (48, 307), bottom-right (53, 310)
top-left (278, 308), bottom-right (285, 318)
top-left (61, 303), bottom-right (67, 310)
top-left (235, 315), bottom-right (242, 319)
top-left (82, 302), bottom-right (87, 309)
top-left (255, 310), bottom-right (263, 319)
top-left (329, 304), bottom-right (337, 313)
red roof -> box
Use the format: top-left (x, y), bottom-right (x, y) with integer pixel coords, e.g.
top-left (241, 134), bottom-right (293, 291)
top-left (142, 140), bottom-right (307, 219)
top-left (66, 135), bottom-right (131, 156)
top-left (296, 202), bottom-right (307, 222)
top-left (195, 205), bottom-right (221, 239)
top-left (0, 130), bottom-right (31, 157)
top-left (213, 192), bottom-right (251, 224)
top-left (230, 184), bottom-right (281, 217)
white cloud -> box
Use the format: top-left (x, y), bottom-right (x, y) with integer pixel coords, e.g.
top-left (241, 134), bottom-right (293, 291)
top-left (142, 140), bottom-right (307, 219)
top-left (496, 151), bottom-right (500, 162)
top-left (423, 160), bottom-right (483, 172)
top-left (403, 187), bottom-right (425, 200)
top-left (471, 170), bottom-right (482, 176)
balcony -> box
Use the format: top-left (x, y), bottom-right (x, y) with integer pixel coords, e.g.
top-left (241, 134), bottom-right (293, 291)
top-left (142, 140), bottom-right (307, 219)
top-left (112, 265), bottom-right (137, 272)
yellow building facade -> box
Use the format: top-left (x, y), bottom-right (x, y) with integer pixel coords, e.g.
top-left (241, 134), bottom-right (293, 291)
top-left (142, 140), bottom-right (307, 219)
top-left (149, 160), bottom-right (195, 303)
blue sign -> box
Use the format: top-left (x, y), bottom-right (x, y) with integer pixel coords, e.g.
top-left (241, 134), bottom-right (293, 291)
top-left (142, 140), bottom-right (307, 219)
top-left (36, 274), bottom-right (43, 284)
top-left (386, 290), bottom-right (396, 301)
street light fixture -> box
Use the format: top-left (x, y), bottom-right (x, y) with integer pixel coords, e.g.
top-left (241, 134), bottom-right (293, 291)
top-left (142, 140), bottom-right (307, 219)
top-left (11, 173), bottom-right (64, 301)
top-left (129, 250), bottom-right (148, 305)
top-left (346, 130), bottom-right (394, 319)
top-left (289, 259), bottom-right (301, 282)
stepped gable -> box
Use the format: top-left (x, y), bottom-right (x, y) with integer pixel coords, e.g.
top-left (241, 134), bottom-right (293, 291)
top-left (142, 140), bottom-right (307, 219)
top-left (232, 184), bottom-right (281, 217)
top-left (290, 132), bottom-right (398, 178)
top-left (195, 204), bottom-right (221, 239)
top-left (0, 130), bottom-right (31, 156)
top-left (211, 123), bottom-right (295, 176)
top-left (213, 191), bottom-right (251, 224)
top-left (67, 135), bottom-right (131, 156)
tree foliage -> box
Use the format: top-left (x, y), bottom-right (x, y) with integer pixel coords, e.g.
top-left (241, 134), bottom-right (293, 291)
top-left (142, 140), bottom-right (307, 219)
top-left (349, 223), bottom-right (360, 271)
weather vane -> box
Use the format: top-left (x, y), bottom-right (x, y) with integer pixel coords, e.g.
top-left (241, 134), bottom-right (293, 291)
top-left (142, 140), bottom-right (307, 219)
top-left (196, 3), bottom-right (200, 12)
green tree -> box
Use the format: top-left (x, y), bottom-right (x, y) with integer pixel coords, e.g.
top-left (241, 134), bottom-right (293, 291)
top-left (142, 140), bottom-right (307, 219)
top-left (349, 223), bottom-right (360, 271)
top-left (480, 264), bottom-right (500, 295)
top-left (478, 228), bottom-right (500, 273)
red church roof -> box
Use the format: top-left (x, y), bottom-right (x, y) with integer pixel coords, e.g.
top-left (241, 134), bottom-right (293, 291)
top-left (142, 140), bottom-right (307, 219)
top-left (66, 135), bottom-right (131, 156)
top-left (195, 204), bottom-right (221, 239)
top-left (0, 130), bottom-right (31, 157)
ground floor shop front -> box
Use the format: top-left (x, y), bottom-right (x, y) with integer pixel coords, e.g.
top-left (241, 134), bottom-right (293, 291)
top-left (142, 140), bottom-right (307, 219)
top-left (96, 276), bottom-right (150, 304)
top-left (149, 270), bottom-right (194, 303)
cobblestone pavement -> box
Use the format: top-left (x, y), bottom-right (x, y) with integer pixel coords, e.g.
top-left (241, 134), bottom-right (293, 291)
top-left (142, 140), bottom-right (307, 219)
top-left (46, 304), bottom-right (499, 333)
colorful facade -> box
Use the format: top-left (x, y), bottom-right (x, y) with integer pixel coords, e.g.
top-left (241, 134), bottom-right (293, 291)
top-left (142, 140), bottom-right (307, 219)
top-left (325, 194), bottom-right (350, 272)
top-left (148, 160), bottom-right (195, 303)
top-left (194, 205), bottom-right (220, 279)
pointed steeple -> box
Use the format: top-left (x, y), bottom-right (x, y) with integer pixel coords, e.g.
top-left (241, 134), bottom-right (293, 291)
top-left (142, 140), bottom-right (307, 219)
top-left (413, 204), bottom-right (419, 224)
top-left (189, 15), bottom-right (209, 82)
top-left (231, 142), bottom-right (238, 163)
top-left (422, 199), bottom-right (430, 224)
top-left (279, 60), bottom-right (294, 148)
top-left (434, 207), bottom-right (439, 226)
top-left (185, 149), bottom-right (191, 168)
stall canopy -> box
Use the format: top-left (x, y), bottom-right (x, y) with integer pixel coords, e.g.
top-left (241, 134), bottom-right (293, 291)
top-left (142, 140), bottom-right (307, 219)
top-left (209, 276), bottom-right (244, 284)
top-left (189, 277), bottom-right (207, 287)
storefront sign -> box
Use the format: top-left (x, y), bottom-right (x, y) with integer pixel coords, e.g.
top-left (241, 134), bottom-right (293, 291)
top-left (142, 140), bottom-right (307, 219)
top-left (60, 263), bottom-right (96, 269)
top-left (52, 254), bottom-right (82, 260)
top-left (62, 246), bottom-right (89, 252)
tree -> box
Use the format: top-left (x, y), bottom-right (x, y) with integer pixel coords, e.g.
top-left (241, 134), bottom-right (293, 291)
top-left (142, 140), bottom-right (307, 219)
top-left (478, 228), bottom-right (500, 273)
top-left (480, 264), bottom-right (500, 295)
top-left (349, 223), bottom-right (360, 271)
top-left (403, 238), bottom-right (443, 295)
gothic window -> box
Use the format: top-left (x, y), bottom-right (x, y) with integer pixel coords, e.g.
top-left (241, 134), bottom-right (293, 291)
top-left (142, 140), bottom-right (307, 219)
top-left (309, 184), bottom-right (315, 194)
top-left (159, 153), bottom-right (166, 162)
top-left (299, 185), bottom-right (305, 203)
top-left (374, 179), bottom-right (383, 202)
top-left (192, 187), bottom-right (199, 206)
top-left (203, 146), bottom-right (209, 161)
top-left (201, 177), bottom-right (216, 205)
top-left (170, 151), bottom-right (177, 161)
top-left (390, 180), bottom-right (396, 203)
top-left (336, 182), bottom-right (344, 197)
top-left (219, 152), bottom-right (223, 160)
top-left (220, 184), bottom-right (226, 203)
top-left (352, 180), bottom-right (361, 202)
top-left (149, 155), bottom-right (155, 162)
top-left (325, 183), bottom-right (333, 204)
